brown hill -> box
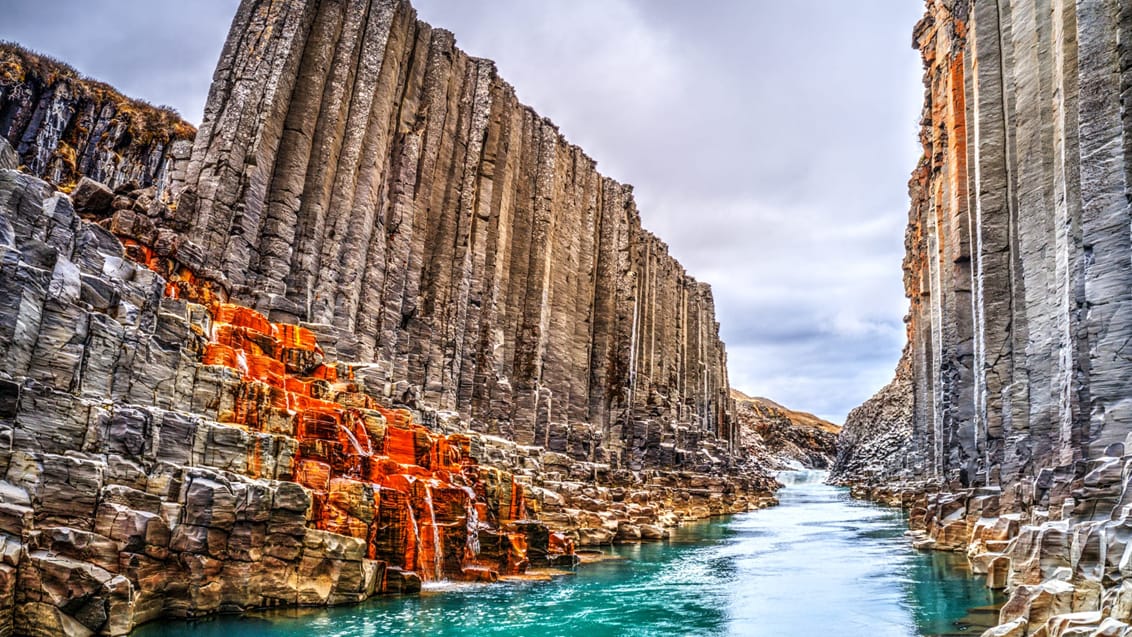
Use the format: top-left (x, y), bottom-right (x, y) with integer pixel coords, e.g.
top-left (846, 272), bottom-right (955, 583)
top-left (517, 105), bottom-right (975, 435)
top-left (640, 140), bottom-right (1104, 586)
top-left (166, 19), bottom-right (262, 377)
top-left (731, 389), bottom-right (841, 435)
top-left (731, 389), bottom-right (840, 469)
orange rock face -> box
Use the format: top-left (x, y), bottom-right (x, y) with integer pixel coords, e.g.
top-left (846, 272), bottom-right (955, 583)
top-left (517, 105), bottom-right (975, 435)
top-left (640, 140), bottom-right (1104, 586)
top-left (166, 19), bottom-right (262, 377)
top-left (142, 269), bottom-right (567, 585)
top-left (203, 300), bottom-right (558, 582)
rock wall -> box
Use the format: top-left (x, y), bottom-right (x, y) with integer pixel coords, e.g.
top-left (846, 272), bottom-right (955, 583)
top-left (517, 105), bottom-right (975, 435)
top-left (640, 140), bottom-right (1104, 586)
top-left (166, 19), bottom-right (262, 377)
top-left (893, 0), bottom-right (1132, 497)
top-left (0, 43), bottom-right (195, 194)
top-left (830, 347), bottom-right (913, 483)
top-left (843, 1), bottom-right (1132, 634)
top-left (175, 0), bottom-right (736, 464)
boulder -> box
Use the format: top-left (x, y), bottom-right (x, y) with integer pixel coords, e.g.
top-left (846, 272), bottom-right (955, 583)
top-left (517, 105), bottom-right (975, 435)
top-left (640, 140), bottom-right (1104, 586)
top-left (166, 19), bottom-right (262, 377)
top-left (70, 179), bottom-right (114, 218)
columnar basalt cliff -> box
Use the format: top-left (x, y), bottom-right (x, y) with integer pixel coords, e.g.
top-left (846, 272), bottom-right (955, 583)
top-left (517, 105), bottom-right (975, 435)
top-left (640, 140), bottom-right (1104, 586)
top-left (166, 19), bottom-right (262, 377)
top-left (176, 0), bottom-right (737, 462)
top-left (0, 0), bottom-right (779, 634)
top-left (0, 43), bottom-right (195, 194)
top-left (884, 0), bottom-right (1132, 493)
top-left (838, 1), bottom-right (1132, 634)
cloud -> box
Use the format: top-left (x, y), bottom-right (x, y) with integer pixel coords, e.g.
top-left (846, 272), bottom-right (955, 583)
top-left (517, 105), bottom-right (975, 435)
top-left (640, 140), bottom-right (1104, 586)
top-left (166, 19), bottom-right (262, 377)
top-left (1, 0), bottom-right (926, 423)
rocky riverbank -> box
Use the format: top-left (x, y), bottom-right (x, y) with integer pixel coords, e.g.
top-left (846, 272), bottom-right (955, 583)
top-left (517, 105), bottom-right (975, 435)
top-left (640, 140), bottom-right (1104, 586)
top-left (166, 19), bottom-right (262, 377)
top-left (844, 476), bottom-right (1132, 637)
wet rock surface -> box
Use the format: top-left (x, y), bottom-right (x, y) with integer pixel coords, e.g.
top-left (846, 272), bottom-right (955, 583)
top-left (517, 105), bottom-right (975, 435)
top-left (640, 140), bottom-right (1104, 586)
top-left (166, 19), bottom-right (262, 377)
top-left (841, 0), bottom-right (1132, 635)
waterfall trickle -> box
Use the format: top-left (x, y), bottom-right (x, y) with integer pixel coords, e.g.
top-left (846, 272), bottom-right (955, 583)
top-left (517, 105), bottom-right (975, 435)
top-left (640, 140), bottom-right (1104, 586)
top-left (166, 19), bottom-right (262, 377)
top-left (406, 497), bottom-right (422, 575)
top-left (339, 423), bottom-right (369, 456)
top-left (776, 469), bottom-right (829, 486)
top-left (425, 484), bottom-right (444, 581)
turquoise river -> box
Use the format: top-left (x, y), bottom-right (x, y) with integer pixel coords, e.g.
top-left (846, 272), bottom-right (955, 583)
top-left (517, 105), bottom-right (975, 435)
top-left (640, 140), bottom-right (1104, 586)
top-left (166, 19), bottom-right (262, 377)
top-left (134, 471), bottom-right (1004, 636)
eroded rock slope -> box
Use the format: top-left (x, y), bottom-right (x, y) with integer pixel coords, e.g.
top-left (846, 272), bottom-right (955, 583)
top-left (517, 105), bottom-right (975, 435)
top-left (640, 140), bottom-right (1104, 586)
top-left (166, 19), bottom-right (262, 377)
top-left (731, 389), bottom-right (839, 470)
top-left (830, 347), bottom-right (912, 484)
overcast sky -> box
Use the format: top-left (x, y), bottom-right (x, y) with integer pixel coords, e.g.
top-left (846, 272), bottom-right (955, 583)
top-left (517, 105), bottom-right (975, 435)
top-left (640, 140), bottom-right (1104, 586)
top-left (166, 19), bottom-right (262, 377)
top-left (2, 1), bottom-right (924, 423)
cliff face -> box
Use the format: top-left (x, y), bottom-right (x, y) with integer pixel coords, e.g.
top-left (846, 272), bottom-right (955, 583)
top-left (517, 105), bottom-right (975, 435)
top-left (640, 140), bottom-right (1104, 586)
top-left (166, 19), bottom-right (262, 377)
top-left (0, 43), bottom-right (195, 194)
top-left (0, 0), bottom-right (775, 634)
top-left (892, 0), bottom-right (1132, 496)
top-left (842, 1), bottom-right (1132, 634)
top-left (175, 0), bottom-right (736, 465)
top-left (842, 0), bottom-right (1132, 489)
top-left (0, 156), bottom-right (775, 636)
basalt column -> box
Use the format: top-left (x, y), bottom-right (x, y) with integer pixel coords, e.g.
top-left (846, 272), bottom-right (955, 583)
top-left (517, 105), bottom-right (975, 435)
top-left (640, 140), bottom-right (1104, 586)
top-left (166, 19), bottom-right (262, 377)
top-left (178, 0), bottom-right (734, 461)
top-left (841, 0), bottom-right (1132, 497)
top-left (835, 4), bottom-right (1132, 632)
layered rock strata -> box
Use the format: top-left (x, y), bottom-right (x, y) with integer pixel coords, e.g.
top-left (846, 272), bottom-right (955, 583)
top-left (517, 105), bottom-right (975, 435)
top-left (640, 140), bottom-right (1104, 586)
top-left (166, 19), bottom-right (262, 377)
top-left (0, 43), bottom-right (195, 194)
top-left (176, 0), bottom-right (736, 463)
top-left (839, 0), bottom-right (1132, 634)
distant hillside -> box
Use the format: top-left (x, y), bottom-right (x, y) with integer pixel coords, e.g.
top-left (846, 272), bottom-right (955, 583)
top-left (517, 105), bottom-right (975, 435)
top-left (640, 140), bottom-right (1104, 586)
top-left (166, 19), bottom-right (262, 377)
top-left (731, 389), bottom-right (841, 469)
top-left (731, 389), bottom-right (841, 434)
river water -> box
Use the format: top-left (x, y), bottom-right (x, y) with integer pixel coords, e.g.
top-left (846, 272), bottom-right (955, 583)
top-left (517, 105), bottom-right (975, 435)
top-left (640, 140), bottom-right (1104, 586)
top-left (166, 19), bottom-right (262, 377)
top-left (134, 471), bottom-right (1003, 636)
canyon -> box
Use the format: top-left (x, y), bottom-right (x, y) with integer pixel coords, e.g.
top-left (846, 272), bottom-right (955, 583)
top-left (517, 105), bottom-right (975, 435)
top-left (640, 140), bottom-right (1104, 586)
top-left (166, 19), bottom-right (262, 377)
top-left (16, 0), bottom-right (1132, 634)
top-left (0, 1), bottom-right (841, 634)
top-left (834, 0), bottom-right (1132, 635)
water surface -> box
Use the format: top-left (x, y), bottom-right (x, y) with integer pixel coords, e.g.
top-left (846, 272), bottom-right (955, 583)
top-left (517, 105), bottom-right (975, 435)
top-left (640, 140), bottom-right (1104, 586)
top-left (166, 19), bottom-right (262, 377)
top-left (134, 471), bottom-right (1002, 636)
